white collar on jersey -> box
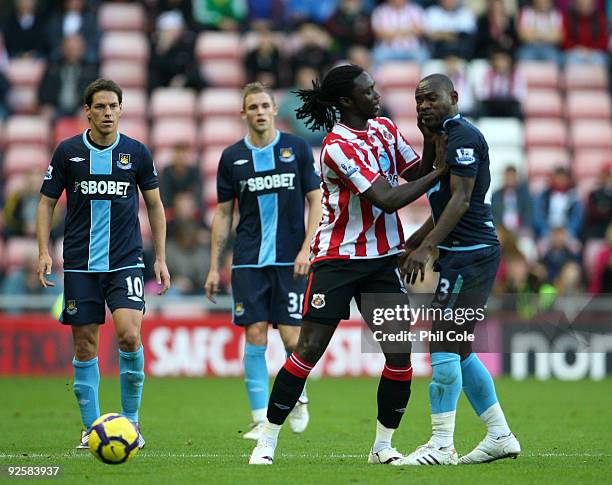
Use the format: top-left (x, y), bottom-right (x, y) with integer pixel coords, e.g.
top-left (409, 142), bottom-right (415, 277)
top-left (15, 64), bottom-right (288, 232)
top-left (243, 130), bottom-right (280, 151)
top-left (442, 113), bottom-right (462, 130)
top-left (81, 129), bottom-right (121, 152)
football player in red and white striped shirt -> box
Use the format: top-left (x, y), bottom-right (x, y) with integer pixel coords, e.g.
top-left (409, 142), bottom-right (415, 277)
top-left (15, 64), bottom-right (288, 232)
top-left (250, 64), bottom-right (448, 466)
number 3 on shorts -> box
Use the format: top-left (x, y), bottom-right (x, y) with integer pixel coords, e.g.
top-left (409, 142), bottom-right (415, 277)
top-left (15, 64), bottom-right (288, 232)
top-left (287, 292), bottom-right (304, 314)
top-left (126, 276), bottom-right (144, 298)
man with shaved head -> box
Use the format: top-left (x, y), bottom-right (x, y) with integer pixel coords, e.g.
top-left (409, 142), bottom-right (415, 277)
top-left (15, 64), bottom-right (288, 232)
top-left (399, 74), bottom-right (521, 465)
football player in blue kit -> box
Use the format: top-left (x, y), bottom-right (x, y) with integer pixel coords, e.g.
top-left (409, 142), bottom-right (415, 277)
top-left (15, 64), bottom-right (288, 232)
top-left (36, 79), bottom-right (171, 449)
top-left (204, 83), bottom-right (322, 439)
top-left (400, 74), bottom-right (520, 465)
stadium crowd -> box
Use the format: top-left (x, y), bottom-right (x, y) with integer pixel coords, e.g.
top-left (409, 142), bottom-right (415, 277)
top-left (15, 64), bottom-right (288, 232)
top-left (0, 0), bottom-right (609, 305)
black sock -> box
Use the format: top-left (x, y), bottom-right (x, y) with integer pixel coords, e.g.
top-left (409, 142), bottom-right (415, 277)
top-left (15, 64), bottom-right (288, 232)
top-left (377, 374), bottom-right (412, 429)
top-left (266, 367), bottom-right (307, 425)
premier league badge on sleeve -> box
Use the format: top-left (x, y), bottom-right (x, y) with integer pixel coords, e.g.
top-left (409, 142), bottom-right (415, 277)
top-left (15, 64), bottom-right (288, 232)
top-left (116, 153), bottom-right (132, 170)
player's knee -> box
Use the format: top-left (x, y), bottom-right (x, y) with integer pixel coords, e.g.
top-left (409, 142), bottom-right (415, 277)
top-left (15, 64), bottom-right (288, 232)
top-left (244, 325), bottom-right (268, 347)
top-left (295, 339), bottom-right (325, 364)
top-left (117, 331), bottom-right (141, 352)
top-left (73, 332), bottom-right (97, 360)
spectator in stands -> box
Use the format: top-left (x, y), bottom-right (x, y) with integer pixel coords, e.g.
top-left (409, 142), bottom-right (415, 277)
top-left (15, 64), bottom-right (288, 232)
top-left (149, 10), bottom-right (205, 92)
top-left (554, 260), bottom-right (584, 294)
top-left (424, 0), bottom-right (477, 59)
top-left (278, 66), bottom-right (326, 145)
top-left (157, 0), bottom-right (194, 26)
top-left (534, 166), bottom-right (583, 241)
top-left (588, 223), bottom-right (612, 293)
top-left (0, 250), bottom-right (62, 313)
top-left (562, 0), bottom-right (608, 65)
top-left (370, 0), bottom-right (428, 65)
top-left (285, 0), bottom-right (338, 25)
top-left (326, 0), bottom-right (374, 55)
top-left (517, 0), bottom-right (563, 63)
top-left (45, 0), bottom-right (98, 64)
top-left (3, 0), bottom-right (47, 58)
top-left (167, 191), bottom-right (209, 241)
top-left (245, 28), bottom-right (286, 88)
top-left (492, 165), bottom-right (534, 235)
top-left (474, 0), bottom-right (519, 59)
top-left (290, 23), bottom-right (335, 76)
top-left (582, 164), bottom-right (612, 240)
top-left (166, 219), bottom-right (210, 295)
top-left (247, 0), bottom-right (285, 29)
top-left (431, 55), bottom-right (477, 116)
top-left (192, 0), bottom-right (246, 30)
top-left (477, 47), bottom-right (526, 118)
top-left (37, 34), bottom-right (98, 119)
top-left (160, 142), bottom-right (203, 211)
top-left (541, 226), bottom-right (581, 283)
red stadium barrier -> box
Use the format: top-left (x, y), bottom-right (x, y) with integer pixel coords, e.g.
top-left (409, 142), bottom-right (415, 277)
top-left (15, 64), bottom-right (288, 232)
top-left (0, 314), bottom-right (502, 378)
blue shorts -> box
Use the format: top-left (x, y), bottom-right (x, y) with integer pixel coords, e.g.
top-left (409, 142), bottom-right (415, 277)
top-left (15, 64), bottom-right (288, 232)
top-left (60, 268), bottom-right (145, 325)
top-left (231, 266), bottom-right (306, 327)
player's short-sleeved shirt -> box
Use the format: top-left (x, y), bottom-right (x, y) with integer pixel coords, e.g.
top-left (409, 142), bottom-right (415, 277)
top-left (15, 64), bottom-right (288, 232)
top-left (427, 114), bottom-right (499, 250)
top-left (311, 118), bottom-right (420, 263)
top-left (40, 130), bottom-right (159, 272)
top-left (217, 130), bottom-right (320, 268)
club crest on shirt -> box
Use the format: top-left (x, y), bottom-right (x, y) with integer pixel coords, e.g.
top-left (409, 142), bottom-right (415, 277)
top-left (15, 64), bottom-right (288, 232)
top-left (279, 147), bottom-right (295, 162)
top-left (311, 293), bottom-right (326, 309)
top-left (234, 302), bottom-right (245, 317)
top-left (381, 127), bottom-right (394, 143)
top-left (116, 153), bottom-right (132, 170)
top-left (66, 300), bottom-right (78, 315)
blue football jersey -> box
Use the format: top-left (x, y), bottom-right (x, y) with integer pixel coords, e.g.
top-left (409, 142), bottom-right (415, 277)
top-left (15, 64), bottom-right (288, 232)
top-left (427, 114), bottom-right (499, 250)
top-left (217, 131), bottom-right (320, 268)
top-left (40, 130), bottom-right (159, 272)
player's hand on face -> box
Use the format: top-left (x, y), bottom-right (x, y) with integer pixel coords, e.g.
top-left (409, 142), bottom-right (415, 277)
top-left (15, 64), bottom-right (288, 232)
top-left (434, 133), bottom-right (449, 173)
top-left (417, 115), bottom-right (436, 140)
top-left (154, 259), bottom-right (171, 295)
top-left (37, 253), bottom-right (55, 288)
top-left (204, 270), bottom-right (220, 303)
top-left (401, 245), bottom-right (431, 285)
top-left (293, 248), bottom-right (311, 279)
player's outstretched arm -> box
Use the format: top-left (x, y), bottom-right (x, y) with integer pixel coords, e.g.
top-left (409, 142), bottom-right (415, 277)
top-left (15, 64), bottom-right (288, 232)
top-left (402, 174), bottom-right (475, 284)
top-left (205, 200), bottom-right (234, 303)
top-left (36, 195), bottom-right (58, 288)
top-left (142, 188), bottom-right (171, 295)
top-left (294, 188), bottom-right (322, 279)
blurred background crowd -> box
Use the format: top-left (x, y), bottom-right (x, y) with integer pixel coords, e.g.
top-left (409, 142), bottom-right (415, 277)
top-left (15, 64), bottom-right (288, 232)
top-left (0, 0), bottom-right (609, 309)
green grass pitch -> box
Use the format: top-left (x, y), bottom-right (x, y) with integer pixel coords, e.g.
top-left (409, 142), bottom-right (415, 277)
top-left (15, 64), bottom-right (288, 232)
top-left (1, 376), bottom-right (611, 484)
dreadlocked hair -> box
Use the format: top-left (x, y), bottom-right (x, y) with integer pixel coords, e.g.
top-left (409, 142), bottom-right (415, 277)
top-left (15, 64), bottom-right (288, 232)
top-left (294, 64), bottom-right (365, 133)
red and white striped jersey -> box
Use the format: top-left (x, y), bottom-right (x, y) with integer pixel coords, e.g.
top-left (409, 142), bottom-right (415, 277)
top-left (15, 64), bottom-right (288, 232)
top-left (311, 117), bottom-right (420, 263)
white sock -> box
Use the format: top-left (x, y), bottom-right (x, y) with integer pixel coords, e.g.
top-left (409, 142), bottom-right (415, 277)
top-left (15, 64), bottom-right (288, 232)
top-left (429, 411), bottom-right (456, 449)
top-left (261, 419), bottom-right (282, 447)
top-left (480, 402), bottom-right (511, 438)
top-left (252, 408), bottom-right (266, 423)
top-left (373, 420), bottom-right (395, 453)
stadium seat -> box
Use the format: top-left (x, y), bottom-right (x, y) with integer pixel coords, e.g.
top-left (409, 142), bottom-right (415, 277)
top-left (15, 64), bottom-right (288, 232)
top-left (200, 148), bottom-right (223, 176)
top-left (524, 119), bottom-right (568, 148)
top-left (151, 119), bottom-right (197, 150)
top-left (100, 32), bottom-right (149, 62)
top-left (583, 239), bottom-right (606, 278)
top-left (195, 31), bottom-right (242, 61)
top-left (564, 64), bottom-right (608, 90)
top-left (573, 149), bottom-right (612, 178)
top-left (98, 2), bottom-right (146, 32)
top-left (100, 61), bottom-right (147, 89)
top-left (477, 118), bottom-right (524, 149)
top-left (119, 118), bottom-right (149, 145)
top-left (384, 90), bottom-right (417, 118)
top-left (4, 238), bottom-right (38, 271)
top-left (7, 87), bottom-right (38, 114)
top-left (54, 116), bottom-right (88, 146)
top-left (376, 62), bottom-right (420, 90)
top-left (5, 116), bottom-right (50, 146)
top-left (3, 145), bottom-right (49, 176)
top-left (517, 61), bottom-right (559, 89)
top-left (198, 89), bottom-right (243, 118)
top-left (421, 60), bottom-right (447, 77)
top-left (522, 89), bottom-right (563, 118)
top-left (204, 177), bottom-right (217, 206)
top-left (566, 91), bottom-right (611, 120)
top-left (394, 117), bottom-right (424, 154)
top-left (200, 60), bottom-right (246, 88)
top-left (570, 120), bottom-right (612, 150)
top-left (7, 58), bottom-right (46, 87)
top-left (526, 147), bottom-right (570, 177)
top-left (489, 147), bottom-right (526, 190)
top-left (150, 88), bottom-right (197, 118)
top-left (467, 59), bottom-right (489, 90)
top-left (199, 119), bottom-right (245, 147)
top-left (121, 89), bottom-right (148, 119)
